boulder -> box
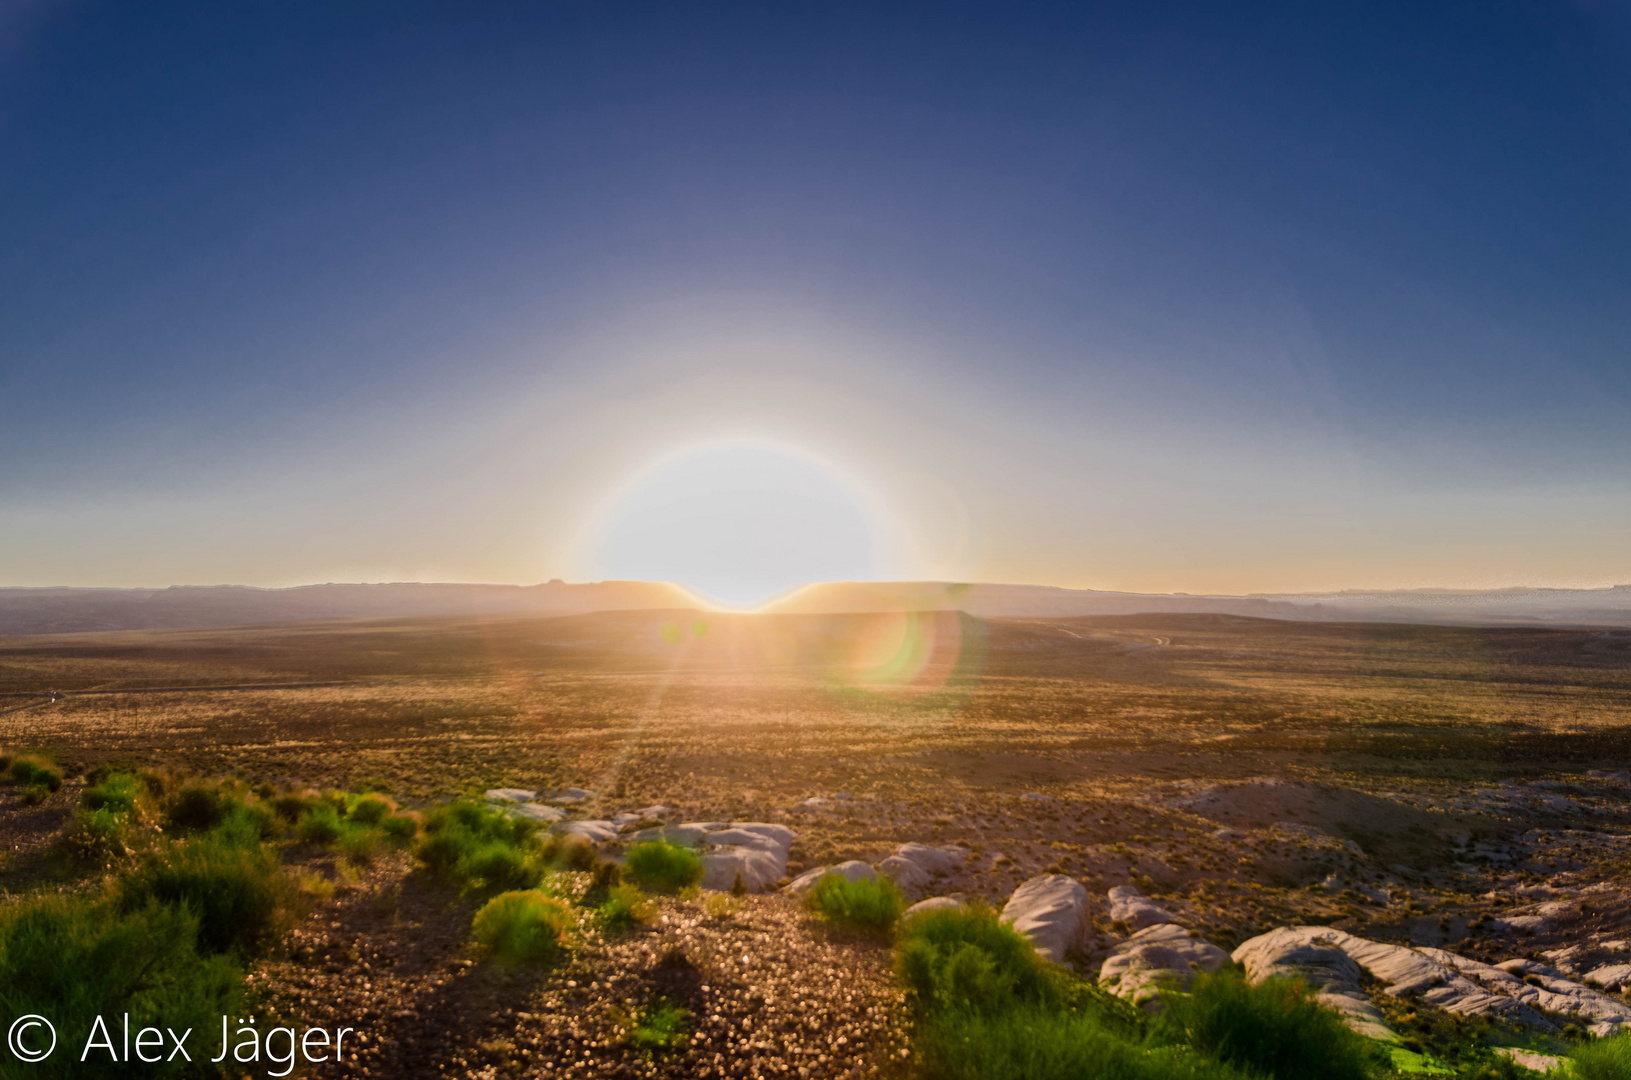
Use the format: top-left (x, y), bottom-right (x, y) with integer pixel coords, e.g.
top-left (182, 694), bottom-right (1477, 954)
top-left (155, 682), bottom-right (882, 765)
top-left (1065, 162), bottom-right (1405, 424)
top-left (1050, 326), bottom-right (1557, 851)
top-left (701, 846), bottom-right (784, 893)
top-left (485, 788), bottom-right (537, 803)
top-left (626, 822), bottom-right (722, 848)
top-left (785, 860), bottom-right (877, 896)
top-left (1107, 885), bottom-right (1176, 929)
top-left (1232, 929), bottom-right (1395, 1041)
top-left (1495, 1048), bottom-right (1564, 1073)
top-left (893, 843), bottom-right (967, 876)
top-left (902, 896), bottom-right (964, 921)
top-left (552, 820), bottom-right (617, 844)
top-left (508, 803), bottom-right (565, 823)
top-left (877, 856), bottom-right (931, 898)
top-left (1099, 924), bottom-right (1228, 1011)
top-left (1000, 875), bottom-right (1093, 964)
top-left (708, 823), bottom-right (796, 858)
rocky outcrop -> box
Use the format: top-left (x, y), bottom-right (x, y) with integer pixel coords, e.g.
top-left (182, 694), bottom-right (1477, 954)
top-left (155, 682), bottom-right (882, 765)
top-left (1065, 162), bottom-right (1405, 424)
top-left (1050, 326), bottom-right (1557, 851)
top-left (1106, 885), bottom-right (1175, 929)
top-left (1098, 924), bottom-right (1228, 1011)
top-left (508, 803), bottom-right (565, 823)
top-left (1232, 929), bottom-right (1397, 1041)
top-left (618, 821), bottom-right (797, 894)
top-left (1000, 875), bottom-right (1094, 964)
top-left (485, 788), bottom-right (536, 803)
top-left (875, 843), bottom-right (967, 899)
top-left (552, 819), bottom-right (617, 843)
top-left (786, 860), bottom-right (878, 896)
top-left (1233, 926), bottom-right (1631, 1040)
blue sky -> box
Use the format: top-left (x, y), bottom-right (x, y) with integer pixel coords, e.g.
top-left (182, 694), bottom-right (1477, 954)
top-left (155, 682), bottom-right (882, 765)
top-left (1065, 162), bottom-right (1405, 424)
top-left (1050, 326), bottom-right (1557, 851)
top-left (3, 1), bottom-right (1629, 594)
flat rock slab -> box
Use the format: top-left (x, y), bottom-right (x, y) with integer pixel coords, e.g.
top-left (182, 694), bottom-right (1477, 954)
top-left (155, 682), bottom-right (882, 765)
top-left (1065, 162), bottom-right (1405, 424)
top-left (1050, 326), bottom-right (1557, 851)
top-left (902, 897), bottom-right (964, 921)
top-left (786, 860), bottom-right (878, 896)
top-left (1001, 875), bottom-right (1093, 964)
top-left (552, 820), bottom-right (617, 844)
top-left (508, 803), bottom-right (565, 823)
top-left (1585, 964), bottom-right (1631, 991)
top-left (893, 843), bottom-right (967, 876)
top-left (485, 788), bottom-right (536, 803)
top-left (1495, 1048), bottom-right (1565, 1073)
top-left (1099, 924), bottom-right (1227, 1011)
top-left (1107, 885), bottom-right (1175, 929)
top-left (701, 846), bottom-right (784, 893)
top-left (547, 788), bottom-right (596, 804)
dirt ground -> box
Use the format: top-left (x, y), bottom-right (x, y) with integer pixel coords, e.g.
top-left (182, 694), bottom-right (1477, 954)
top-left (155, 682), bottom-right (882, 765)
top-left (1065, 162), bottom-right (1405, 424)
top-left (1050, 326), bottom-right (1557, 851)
top-left (4, 610), bottom-right (1631, 1076)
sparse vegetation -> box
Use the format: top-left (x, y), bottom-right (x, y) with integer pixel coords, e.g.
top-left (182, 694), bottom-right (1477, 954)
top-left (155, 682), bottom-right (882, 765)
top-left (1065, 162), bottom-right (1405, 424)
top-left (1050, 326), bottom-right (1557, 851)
top-left (472, 889), bottom-right (573, 962)
top-left (117, 829), bottom-right (293, 957)
top-left (597, 882), bottom-right (655, 932)
top-left (626, 1000), bottom-right (689, 1056)
top-left (804, 872), bottom-right (904, 933)
top-left (418, 799), bottom-right (548, 892)
top-left (625, 840), bottom-right (704, 892)
top-left (1565, 1033), bottom-right (1631, 1080)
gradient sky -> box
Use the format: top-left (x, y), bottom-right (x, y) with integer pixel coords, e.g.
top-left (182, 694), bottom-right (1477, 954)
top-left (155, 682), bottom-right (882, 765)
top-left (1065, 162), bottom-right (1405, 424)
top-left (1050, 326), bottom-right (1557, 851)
top-left (3, 1), bottom-right (1630, 596)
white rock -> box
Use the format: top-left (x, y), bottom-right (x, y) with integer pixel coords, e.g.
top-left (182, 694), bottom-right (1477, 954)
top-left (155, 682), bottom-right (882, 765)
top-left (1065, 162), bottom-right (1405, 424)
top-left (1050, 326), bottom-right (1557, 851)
top-left (786, 860), bottom-right (877, 896)
top-left (1495, 1048), bottom-right (1564, 1073)
top-left (548, 787), bottom-right (596, 804)
top-left (552, 820), bottom-right (617, 844)
top-left (893, 843), bottom-right (966, 876)
top-left (1585, 964), bottom-right (1631, 991)
top-left (701, 846), bottom-right (784, 893)
top-left (485, 788), bottom-right (537, 803)
top-left (1099, 924), bottom-right (1228, 1011)
top-left (1107, 885), bottom-right (1176, 929)
top-left (712, 823), bottom-right (796, 858)
top-left (1000, 875), bottom-right (1093, 964)
top-left (508, 803), bottom-right (565, 823)
top-left (627, 822), bottom-right (719, 848)
top-left (876, 856), bottom-right (931, 898)
top-left (902, 896), bottom-right (964, 921)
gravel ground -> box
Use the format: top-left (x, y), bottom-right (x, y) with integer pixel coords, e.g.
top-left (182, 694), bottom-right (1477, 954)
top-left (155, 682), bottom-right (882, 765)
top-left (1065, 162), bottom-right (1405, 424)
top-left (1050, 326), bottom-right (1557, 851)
top-left (255, 854), bottom-right (907, 1080)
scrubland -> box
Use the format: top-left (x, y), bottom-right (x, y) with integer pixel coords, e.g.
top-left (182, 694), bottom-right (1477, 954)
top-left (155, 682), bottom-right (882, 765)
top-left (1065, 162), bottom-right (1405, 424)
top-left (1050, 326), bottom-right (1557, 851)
top-left (2, 611), bottom-right (1630, 1077)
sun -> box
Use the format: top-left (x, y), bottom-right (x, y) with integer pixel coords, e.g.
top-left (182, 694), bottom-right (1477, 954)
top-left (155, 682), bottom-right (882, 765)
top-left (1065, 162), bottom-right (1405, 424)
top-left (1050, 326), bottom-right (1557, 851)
top-left (591, 441), bottom-right (882, 609)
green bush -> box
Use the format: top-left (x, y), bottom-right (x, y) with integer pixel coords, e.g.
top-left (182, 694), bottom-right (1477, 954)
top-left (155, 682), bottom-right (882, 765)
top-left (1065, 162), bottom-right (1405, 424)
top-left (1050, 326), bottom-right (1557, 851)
top-left (0, 894), bottom-right (244, 1080)
top-left (63, 807), bottom-right (130, 861)
top-left (628, 1000), bottom-right (688, 1056)
top-left (598, 883), bottom-right (654, 932)
top-left (21, 782), bottom-right (51, 805)
top-left (83, 770), bottom-right (143, 816)
top-left (118, 834), bottom-right (291, 957)
top-left (541, 831), bottom-right (601, 871)
top-left (271, 793), bottom-right (312, 823)
top-left (804, 872), bottom-right (905, 933)
top-left (9, 754), bottom-right (64, 793)
top-left (472, 890), bottom-right (572, 962)
top-left (1567, 1033), bottom-right (1631, 1080)
top-left (382, 813), bottom-right (419, 841)
top-left (347, 795), bottom-right (391, 824)
top-left (164, 783), bottom-right (230, 832)
top-left (916, 1002), bottom-right (1246, 1080)
top-left (897, 905), bottom-right (1059, 1014)
top-left (417, 800), bottom-right (545, 891)
top-left (297, 802), bottom-right (345, 845)
top-left (624, 841), bottom-right (704, 892)
top-left (1155, 969), bottom-right (1383, 1080)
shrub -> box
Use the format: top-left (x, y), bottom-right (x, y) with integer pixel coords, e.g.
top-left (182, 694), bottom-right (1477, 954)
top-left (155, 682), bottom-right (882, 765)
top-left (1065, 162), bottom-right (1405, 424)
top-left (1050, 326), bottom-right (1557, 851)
top-left (118, 835), bottom-right (292, 957)
top-left (624, 841), bottom-right (704, 892)
top-left (598, 883), bottom-right (654, 932)
top-left (627, 1000), bottom-right (689, 1056)
top-left (417, 800), bottom-right (546, 891)
top-left (83, 771), bottom-right (143, 816)
top-left (297, 802), bottom-right (345, 845)
top-left (382, 813), bottom-right (419, 841)
top-left (165, 783), bottom-right (230, 832)
top-left (21, 783), bottom-right (51, 805)
top-left (896, 905), bottom-right (1059, 1014)
top-left (540, 832), bottom-right (601, 871)
top-left (804, 872), bottom-right (904, 933)
top-left (472, 890), bottom-right (572, 962)
top-left (348, 795), bottom-right (391, 825)
top-left (271, 794), bottom-right (312, 823)
top-left (1567, 1033), bottom-right (1631, 1080)
top-left (1155, 968), bottom-right (1382, 1080)
top-left (63, 807), bottom-right (130, 861)
top-left (0, 894), bottom-right (244, 1080)
top-left (916, 1002), bottom-right (1246, 1080)
top-left (9, 754), bottom-right (63, 792)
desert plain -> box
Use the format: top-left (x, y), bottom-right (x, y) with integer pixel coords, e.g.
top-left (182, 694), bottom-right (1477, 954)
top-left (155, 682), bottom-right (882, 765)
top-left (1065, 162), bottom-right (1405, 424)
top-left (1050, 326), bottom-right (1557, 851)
top-left (4, 609), bottom-right (1631, 1077)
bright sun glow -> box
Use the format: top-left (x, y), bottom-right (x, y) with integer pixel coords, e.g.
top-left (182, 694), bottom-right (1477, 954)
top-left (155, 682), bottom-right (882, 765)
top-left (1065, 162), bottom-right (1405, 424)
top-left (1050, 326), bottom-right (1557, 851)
top-left (593, 441), bottom-right (881, 609)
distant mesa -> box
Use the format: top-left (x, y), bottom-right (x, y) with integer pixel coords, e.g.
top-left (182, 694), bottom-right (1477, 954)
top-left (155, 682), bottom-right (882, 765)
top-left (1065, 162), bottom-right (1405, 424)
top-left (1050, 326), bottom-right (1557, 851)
top-left (0, 578), bottom-right (1628, 636)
